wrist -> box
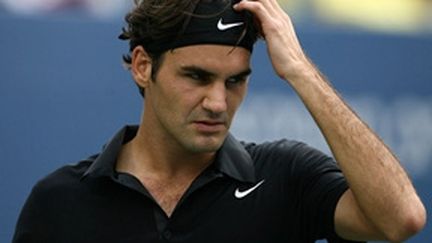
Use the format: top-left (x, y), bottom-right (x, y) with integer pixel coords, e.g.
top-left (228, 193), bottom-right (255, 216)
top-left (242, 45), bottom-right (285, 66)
top-left (282, 57), bottom-right (317, 85)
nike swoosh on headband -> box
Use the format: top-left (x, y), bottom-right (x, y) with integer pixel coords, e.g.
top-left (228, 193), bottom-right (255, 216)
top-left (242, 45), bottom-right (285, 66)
top-left (217, 18), bottom-right (244, 31)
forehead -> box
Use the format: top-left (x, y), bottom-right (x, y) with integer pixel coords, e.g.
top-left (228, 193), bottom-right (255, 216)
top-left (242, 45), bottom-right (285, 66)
top-left (163, 44), bottom-right (251, 72)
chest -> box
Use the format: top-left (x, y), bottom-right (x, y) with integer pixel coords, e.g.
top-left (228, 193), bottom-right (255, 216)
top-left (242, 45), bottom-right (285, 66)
top-left (56, 176), bottom-right (321, 243)
top-left (81, 178), bottom-right (291, 242)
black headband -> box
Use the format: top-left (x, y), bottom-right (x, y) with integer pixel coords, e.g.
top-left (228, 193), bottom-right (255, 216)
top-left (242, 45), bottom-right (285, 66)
top-left (144, 0), bottom-right (257, 53)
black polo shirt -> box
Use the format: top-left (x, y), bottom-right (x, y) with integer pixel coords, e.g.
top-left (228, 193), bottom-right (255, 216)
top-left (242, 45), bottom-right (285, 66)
top-left (13, 125), bottom-right (363, 243)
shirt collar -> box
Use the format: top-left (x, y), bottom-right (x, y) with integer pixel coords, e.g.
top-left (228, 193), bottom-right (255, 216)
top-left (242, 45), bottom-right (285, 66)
top-left (213, 133), bottom-right (256, 183)
top-left (82, 125), bottom-right (256, 183)
top-left (81, 125), bottom-right (135, 180)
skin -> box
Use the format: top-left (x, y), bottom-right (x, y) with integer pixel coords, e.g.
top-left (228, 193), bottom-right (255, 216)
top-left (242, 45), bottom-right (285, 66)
top-left (118, 0), bottom-right (426, 241)
top-left (116, 45), bottom-right (252, 216)
top-left (233, 0), bottom-right (426, 242)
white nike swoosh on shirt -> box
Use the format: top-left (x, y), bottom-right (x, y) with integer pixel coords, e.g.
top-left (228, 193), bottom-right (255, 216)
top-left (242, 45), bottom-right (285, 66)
top-left (217, 18), bottom-right (244, 31)
top-left (234, 180), bottom-right (265, 199)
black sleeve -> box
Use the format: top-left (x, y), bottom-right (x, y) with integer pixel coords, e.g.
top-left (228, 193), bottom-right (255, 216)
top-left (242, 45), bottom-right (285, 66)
top-left (13, 180), bottom-right (54, 243)
top-left (12, 163), bottom-right (85, 243)
top-left (248, 140), bottom-right (365, 243)
top-left (287, 141), bottom-right (365, 243)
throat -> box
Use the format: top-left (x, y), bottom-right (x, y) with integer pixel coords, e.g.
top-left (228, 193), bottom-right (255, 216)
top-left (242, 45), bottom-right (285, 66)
top-left (142, 176), bottom-right (193, 217)
top-left (116, 134), bottom-right (216, 216)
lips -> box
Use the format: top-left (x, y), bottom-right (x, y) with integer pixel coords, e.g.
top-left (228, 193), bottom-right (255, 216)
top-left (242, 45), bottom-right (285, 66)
top-left (193, 120), bottom-right (226, 133)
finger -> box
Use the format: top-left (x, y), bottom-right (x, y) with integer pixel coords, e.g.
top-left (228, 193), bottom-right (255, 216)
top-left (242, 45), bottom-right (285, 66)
top-left (234, 0), bottom-right (273, 37)
top-left (267, 0), bottom-right (284, 13)
top-left (242, 0), bottom-right (288, 19)
top-left (262, 0), bottom-right (292, 25)
top-left (234, 0), bottom-right (269, 18)
top-left (234, 0), bottom-right (292, 38)
top-left (254, 0), bottom-right (278, 17)
top-left (234, 0), bottom-right (291, 26)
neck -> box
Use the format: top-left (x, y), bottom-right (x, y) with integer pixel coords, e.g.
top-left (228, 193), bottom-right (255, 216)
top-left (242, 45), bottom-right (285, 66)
top-left (116, 123), bottom-right (215, 180)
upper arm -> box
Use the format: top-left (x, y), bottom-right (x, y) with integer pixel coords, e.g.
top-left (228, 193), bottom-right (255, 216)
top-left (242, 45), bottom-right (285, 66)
top-left (13, 184), bottom-right (49, 243)
top-left (334, 189), bottom-right (386, 241)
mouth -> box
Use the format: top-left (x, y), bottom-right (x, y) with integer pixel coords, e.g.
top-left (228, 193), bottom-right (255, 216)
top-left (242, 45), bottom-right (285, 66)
top-left (193, 120), bottom-right (226, 133)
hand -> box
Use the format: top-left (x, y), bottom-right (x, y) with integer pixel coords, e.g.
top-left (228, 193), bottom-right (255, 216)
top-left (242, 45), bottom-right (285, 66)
top-left (234, 0), bottom-right (310, 81)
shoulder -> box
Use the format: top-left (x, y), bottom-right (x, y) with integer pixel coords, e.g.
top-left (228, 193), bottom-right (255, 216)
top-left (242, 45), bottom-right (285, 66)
top-left (242, 139), bottom-right (333, 165)
top-left (242, 139), bottom-right (307, 154)
top-left (241, 139), bottom-right (339, 178)
top-left (30, 156), bottom-right (96, 202)
top-left (13, 156), bottom-right (98, 241)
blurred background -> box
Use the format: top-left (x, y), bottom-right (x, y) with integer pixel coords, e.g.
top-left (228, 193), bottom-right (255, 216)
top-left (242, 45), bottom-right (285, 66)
top-left (0, 0), bottom-right (431, 242)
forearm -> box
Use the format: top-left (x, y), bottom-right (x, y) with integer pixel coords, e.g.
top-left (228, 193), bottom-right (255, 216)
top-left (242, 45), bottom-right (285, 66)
top-left (287, 61), bottom-right (426, 241)
top-left (234, 0), bottom-right (426, 240)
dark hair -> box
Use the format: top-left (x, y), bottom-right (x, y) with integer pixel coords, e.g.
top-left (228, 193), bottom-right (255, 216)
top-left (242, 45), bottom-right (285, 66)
top-left (119, 0), bottom-right (200, 96)
top-left (119, 0), bottom-right (256, 96)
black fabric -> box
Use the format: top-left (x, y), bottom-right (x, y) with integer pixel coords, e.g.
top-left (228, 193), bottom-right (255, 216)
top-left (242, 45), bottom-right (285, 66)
top-left (143, 0), bottom-right (257, 53)
top-left (13, 125), bottom-right (364, 243)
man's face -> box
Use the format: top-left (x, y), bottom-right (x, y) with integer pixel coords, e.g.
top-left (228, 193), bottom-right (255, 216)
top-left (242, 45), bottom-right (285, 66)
top-left (143, 45), bottom-right (251, 154)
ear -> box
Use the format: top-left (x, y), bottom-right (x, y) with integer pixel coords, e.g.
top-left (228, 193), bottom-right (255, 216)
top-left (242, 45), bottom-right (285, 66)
top-left (131, 46), bottom-right (152, 89)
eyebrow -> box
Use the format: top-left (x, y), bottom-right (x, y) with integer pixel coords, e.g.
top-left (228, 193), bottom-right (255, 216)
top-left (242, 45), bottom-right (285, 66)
top-left (180, 66), bottom-right (252, 79)
top-left (231, 68), bottom-right (252, 79)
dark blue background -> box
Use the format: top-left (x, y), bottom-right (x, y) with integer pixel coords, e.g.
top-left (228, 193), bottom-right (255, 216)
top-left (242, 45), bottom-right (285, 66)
top-left (1, 13), bottom-right (431, 242)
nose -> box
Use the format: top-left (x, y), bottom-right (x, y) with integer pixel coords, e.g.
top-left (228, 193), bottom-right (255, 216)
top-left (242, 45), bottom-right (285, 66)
top-left (202, 82), bottom-right (227, 114)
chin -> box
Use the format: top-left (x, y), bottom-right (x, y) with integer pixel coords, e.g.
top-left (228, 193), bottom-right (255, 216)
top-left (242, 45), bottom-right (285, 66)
top-left (186, 135), bottom-right (225, 153)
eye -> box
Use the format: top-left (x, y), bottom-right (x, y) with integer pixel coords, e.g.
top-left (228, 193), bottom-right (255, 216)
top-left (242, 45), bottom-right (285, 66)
top-left (186, 73), bottom-right (200, 80)
top-left (183, 73), bottom-right (200, 80)
top-left (184, 72), bottom-right (211, 84)
top-left (226, 76), bottom-right (247, 86)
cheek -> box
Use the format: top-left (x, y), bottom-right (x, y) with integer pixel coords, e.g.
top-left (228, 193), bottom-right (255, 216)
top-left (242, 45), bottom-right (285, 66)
top-left (149, 83), bottom-right (184, 125)
top-left (165, 84), bottom-right (202, 120)
top-left (229, 86), bottom-right (248, 110)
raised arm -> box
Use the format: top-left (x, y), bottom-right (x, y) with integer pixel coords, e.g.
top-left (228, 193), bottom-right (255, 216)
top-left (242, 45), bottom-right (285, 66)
top-left (234, 0), bottom-right (426, 241)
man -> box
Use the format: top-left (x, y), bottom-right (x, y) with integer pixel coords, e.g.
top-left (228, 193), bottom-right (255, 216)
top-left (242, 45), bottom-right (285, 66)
top-left (13, 0), bottom-right (426, 242)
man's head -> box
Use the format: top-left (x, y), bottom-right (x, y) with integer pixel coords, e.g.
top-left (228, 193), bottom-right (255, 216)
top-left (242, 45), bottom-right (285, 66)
top-left (134, 44), bottom-right (252, 153)
top-left (119, 0), bottom-right (258, 96)
top-left (119, 0), bottom-right (258, 154)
